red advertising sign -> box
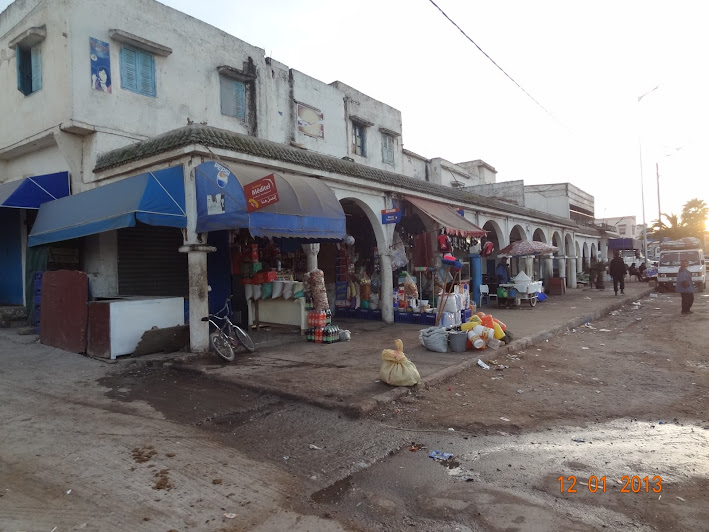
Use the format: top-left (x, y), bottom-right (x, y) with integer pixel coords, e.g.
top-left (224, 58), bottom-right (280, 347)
top-left (244, 174), bottom-right (279, 212)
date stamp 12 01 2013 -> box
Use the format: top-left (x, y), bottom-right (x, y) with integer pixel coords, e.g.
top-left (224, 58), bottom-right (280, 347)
top-left (558, 475), bottom-right (662, 494)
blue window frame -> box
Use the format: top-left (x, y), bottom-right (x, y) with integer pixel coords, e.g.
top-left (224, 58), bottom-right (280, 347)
top-left (16, 44), bottom-right (42, 96)
top-left (352, 122), bottom-right (366, 156)
top-left (382, 133), bottom-right (395, 165)
top-left (220, 76), bottom-right (246, 120)
top-left (120, 45), bottom-right (156, 97)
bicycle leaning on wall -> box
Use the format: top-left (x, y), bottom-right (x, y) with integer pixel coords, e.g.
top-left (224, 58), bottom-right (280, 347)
top-left (201, 296), bottom-right (255, 361)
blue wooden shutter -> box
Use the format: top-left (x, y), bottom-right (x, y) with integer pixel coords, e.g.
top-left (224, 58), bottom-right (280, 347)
top-left (137, 49), bottom-right (156, 97)
top-left (120, 46), bottom-right (138, 92)
top-left (30, 45), bottom-right (42, 92)
top-left (233, 81), bottom-right (245, 119)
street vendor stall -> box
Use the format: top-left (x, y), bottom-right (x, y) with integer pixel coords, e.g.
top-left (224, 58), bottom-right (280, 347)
top-left (498, 271), bottom-right (543, 308)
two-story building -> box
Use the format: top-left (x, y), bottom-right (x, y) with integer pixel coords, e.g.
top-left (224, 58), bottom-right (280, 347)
top-left (1, 0), bottom-right (609, 352)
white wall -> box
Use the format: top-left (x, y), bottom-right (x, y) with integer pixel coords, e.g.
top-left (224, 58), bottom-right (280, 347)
top-left (291, 69), bottom-right (346, 158)
top-left (402, 150), bottom-right (427, 181)
top-left (330, 81), bottom-right (403, 173)
top-left (524, 186), bottom-right (571, 218)
top-left (465, 180), bottom-right (525, 206)
top-left (84, 230), bottom-right (118, 297)
top-left (0, 0), bottom-right (73, 149)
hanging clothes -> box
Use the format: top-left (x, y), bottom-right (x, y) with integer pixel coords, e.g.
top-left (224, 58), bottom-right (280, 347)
top-left (413, 232), bottom-right (433, 268)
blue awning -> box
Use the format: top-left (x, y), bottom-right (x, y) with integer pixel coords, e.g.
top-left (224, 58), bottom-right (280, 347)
top-left (29, 166), bottom-right (186, 247)
top-left (0, 171), bottom-right (70, 208)
top-left (194, 161), bottom-right (346, 241)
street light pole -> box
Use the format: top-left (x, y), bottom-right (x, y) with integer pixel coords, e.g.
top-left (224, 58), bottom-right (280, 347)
top-left (637, 85), bottom-right (660, 267)
top-left (639, 141), bottom-right (648, 266)
top-left (656, 162), bottom-right (661, 227)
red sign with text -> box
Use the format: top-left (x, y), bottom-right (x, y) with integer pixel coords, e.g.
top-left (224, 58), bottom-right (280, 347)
top-left (244, 174), bottom-right (280, 212)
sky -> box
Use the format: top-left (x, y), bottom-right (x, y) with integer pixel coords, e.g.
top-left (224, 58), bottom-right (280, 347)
top-left (3, 0), bottom-right (707, 229)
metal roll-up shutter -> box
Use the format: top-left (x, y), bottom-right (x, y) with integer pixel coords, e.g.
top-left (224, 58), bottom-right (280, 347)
top-left (117, 224), bottom-right (188, 297)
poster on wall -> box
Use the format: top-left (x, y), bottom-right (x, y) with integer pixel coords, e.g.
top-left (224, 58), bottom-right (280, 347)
top-left (297, 103), bottom-right (324, 138)
top-left (90, 37), bottom-right (112, 93)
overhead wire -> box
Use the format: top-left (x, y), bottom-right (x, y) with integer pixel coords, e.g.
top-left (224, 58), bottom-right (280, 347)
top-left (427, 0), bottom-right (563, 127)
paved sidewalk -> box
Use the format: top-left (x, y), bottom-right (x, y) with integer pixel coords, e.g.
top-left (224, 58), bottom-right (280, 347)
top-left (170, 281), bottom-right (655, 416)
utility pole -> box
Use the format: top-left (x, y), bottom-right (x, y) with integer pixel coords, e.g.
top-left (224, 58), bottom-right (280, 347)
top-left (656, 162), bottom-right (661, 225)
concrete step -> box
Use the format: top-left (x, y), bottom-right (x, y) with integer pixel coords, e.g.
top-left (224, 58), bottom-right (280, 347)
top-left (0, 306), bottom-right (29, 328)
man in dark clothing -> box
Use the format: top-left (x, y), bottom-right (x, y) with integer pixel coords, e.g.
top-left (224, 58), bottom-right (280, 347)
top-left (638, 262), bottom-right (647, 281)
top-left (609, 251), bottom-right (626, 295)
top-left (676, 259), bottom-right (695, 314)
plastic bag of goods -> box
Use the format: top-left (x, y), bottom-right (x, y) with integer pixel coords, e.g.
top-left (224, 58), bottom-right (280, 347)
top-left (440, 312), bottom-right (456, 328)
top-left (419, 327), bottom-right (448, 353)
top-left (403, 273), bottom-right (419, 299)
top-left (379, 339), bottom-right (421, 386)
top-left (313, 289), bottom-right (329, 311)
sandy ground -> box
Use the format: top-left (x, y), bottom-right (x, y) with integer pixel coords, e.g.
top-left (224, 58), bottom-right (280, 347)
top-left (332, 291), bottom-right (709, 531)
top-left (1, 289), bottom-right (707, 531)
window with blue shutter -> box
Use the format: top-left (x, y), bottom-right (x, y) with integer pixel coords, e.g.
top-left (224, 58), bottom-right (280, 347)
top-left (382, 133), bottom-right (395, 165)
top-left (219, 76), bottom-right (246, 120)
top-left (16, 44), bottom-right (41, 96)
top-left (120, 45), bottom-right (156, 97)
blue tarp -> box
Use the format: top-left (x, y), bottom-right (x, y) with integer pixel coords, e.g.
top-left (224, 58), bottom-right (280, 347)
top-left (28, 166), bottom-right (185, 247)
top-left (0, 171), bottom-right (70, 208)
top-left (195, 161), bottom-right (346, 241)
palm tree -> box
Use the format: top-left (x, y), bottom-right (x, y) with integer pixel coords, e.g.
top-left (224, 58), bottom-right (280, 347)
top-left (681, 198), bottom-right (708, 239)
top-left (649, 212), bottom-right (685, 241)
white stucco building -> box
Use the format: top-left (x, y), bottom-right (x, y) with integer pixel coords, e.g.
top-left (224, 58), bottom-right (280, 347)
top-left (1, 0), bottom-right (610, 351)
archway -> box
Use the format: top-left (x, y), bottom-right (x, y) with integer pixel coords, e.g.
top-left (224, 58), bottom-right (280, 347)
top-left (508, 224), bottom-right (528, 276)
top-left (532, 228), bottom-right (547, 242)
top-left (551, 231), bottom-right (563, 278)
top-left (591, 243), bottom-right (597, 261)
top-left (338, 197), bottom-right (388, 320)
top-left (564, 234), bottom-right (574, 256)
top-left (481, 219), bottom-right (504, 281)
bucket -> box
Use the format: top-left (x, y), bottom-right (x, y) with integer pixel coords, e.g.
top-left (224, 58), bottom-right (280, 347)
top-left (497, 287), bottom-right (508, 298)
top-left (507, 287), bottom-right (518, 298)
top-left (449, 331), bottom-right (468, 352)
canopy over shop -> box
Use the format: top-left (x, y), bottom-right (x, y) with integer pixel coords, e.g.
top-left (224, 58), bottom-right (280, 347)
top-left (337, 194), bottom-right (487, 326)
top-left (193, 160), bottom-right (347, 332)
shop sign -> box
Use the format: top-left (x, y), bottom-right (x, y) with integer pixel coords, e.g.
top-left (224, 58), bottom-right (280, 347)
top-left (381, 208), bottom-right (401, 224)
top-left (244, 174), bottom-right (279, 212)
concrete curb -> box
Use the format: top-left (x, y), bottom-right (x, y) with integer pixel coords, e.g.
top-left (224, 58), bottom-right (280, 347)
top-left (169, 287), bottom-right (655, 418)
top-left (354, 287), bottom-right (655, 416)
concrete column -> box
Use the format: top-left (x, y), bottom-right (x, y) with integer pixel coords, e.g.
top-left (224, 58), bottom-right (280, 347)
top-left (379, 251), bottom-right (394, 324)
top-left (558, 255), bottom-right (567, 282)
top-left (600, 239), bottom-right (609, 262)
top-left (180, 164), bottom-right (215, 353)
top-left (543, 255), bottom-right (554, 286)
top-left (302, 243), bottom-right (320, 271)
top-left (524, 256), bottom-right (534, 277)
top-left (567, 257), bottom-right (577, 288)
top-left (469, 254), bottom-right (482, 308)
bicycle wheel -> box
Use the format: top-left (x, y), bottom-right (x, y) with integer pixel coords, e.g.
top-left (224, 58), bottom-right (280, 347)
top-left (210, 331), bottom-right (235, 361)
top-left (232, 325), bottom-right (255, 352)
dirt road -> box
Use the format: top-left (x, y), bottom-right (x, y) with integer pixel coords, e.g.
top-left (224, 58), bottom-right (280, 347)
top-left (1, 291), bottom-right (707, 531)
top-left (327, 291), bottom-right (709, 531)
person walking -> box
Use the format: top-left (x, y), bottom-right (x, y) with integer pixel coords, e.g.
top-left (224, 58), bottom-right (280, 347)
top-left (676, 259), bottom-right (695, 315)
top-left (609, 251), bottom-right (626, 295)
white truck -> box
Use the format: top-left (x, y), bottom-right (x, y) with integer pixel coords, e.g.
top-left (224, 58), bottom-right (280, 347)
top-left (657, 238), bottom-right (706, 292)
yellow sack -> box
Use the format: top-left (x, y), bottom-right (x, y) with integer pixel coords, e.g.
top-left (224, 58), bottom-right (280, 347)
top-left (379, 339), bottom-right (421, 387)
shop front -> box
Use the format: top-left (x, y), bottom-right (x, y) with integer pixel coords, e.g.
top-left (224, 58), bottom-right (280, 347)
top-left (0, 171), bottom-right (71, 307)
top-left (27, 166), bottom-right (188, 355)
top-left (334, 194), bottom-right (486, 327)
top-left (193, 161), bottom-right (346, 332)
